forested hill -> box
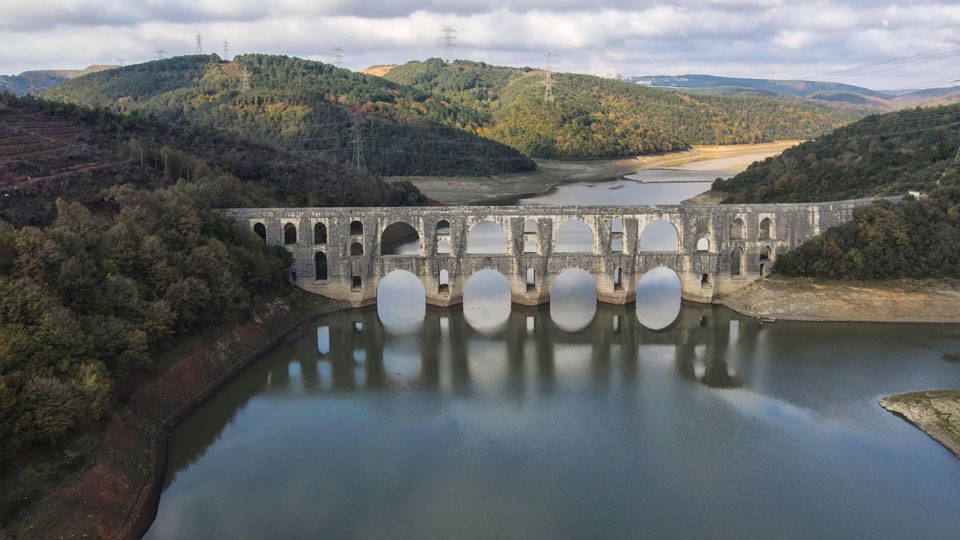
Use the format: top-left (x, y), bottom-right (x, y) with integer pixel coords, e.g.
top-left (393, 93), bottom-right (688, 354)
top-left (382, 59), bottom-right (859, 158)
top-left (0, 94), bottom-right (423, 225)
top-left (712, 104), bottom-right (960, 203)
top-left (42, 55), bottom-right (535, 176)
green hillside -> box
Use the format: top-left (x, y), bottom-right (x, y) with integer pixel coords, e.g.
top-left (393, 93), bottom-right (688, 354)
top-left (383, 59), bottom-right (859, 158)
top-left (713, 104), bottom-right (960, 203)
top-left (42, 55), bottom-right (535, 177)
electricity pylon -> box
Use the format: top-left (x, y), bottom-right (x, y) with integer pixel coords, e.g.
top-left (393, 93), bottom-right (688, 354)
top-left (439, 26), bottom-right (457, 63)
top-left (542, 52), bottom-right (556, 103)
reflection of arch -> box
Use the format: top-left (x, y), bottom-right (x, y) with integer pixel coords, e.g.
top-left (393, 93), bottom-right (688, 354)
top-left (314, 222), bottom-right (327, 244)
top-left (639, 219), bottom-right (679, 252)
top-left (759, 218), bottom-right (772, 240)
top-left (730, 218), bottom-right (744, 240)
top-left (731, 246), bottom-right (744, 276)
top-left (351, 242), bottom-right (364, 256)
top-left (253, 222), bottom-right (266, 243)
top-left (314, 251), bottom-right (327, 280)
top-left (695, 237), bottom-right (710, 252)
top-left (381, 221), bottom-right (420, 256)
top-left (467, 221), bottom-right (508, 254)
top-left (635, 266), bottom-right (682, 331)
top-left (283, 222), bottom-right (297, 245)
top-left (350, 220), bottom-right (363, 236)
top-left (555, 220), bottom-right (593, 253)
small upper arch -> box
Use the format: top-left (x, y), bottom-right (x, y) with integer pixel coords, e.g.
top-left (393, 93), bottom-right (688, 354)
top-left (314, 221), bottom-right (327, 244)
top-left (283, 222), bottom-right (297, 245)
top-left (639, 219), bottom-right (679, 252)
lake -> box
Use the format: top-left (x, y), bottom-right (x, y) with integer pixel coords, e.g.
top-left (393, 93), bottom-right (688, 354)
top-left (145, 162), bottom-right (960, 539)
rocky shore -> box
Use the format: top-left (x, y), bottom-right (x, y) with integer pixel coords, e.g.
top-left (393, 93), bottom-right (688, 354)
top-left (880, 391), bottom-right (960, 459)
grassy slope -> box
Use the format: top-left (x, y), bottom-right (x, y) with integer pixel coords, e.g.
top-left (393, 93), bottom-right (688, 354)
top-left (42, 55), bottom-right (534, 177)
top-left (384, 59), bottom-right (860, 158)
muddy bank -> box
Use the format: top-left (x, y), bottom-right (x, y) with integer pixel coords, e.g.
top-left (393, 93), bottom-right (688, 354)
top-left (387, 141), bottom-right (800, 206)
top-left (5, 290), bottom-right (346, 539)
top-left (715, 276), bottom-right (960, 323)
top-left (880, 391), bottom-right (960, 459)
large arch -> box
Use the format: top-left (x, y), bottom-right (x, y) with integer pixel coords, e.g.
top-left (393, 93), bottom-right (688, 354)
top-left (554, 219), bottom-right (593, 253)
top-left (635, 266), bottom-right (681, 331)
top-left (549, 267), bottom-right (597, 332)
top-left (376, 269), bottom-right (425, 335)
top-left (467, 221), bottom-right (508, 254)
top-left (283, 222), bottom-right (297, 245)
top-left (639, 219), bottom-right (679, 252)
top-left (463, 269), bottom-right (511, 333)
top-left (381, 221), bottom-right (421, 256)
top-left (253, 222), bottom-right (266, 243)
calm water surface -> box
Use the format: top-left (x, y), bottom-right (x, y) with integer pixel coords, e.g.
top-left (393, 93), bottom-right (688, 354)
top-left (146, 166), bottom-right (960, 539)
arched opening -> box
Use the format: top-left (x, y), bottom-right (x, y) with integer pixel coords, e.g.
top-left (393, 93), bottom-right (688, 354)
top-left (550, 268), bottom-right (597, 332)
top-left (314, 252), bottom-right (327, 280)
top-left (463, 269), bottom-right (511, 333)
top-left (701, 273), bottom-right (712, 287)
top-left (253, 222), bottom-right (266, 243)
top-left (351, 242), bottom-right (364, 256)
top-left (350, 220), bottom-right (363, 236)
top-left (351, 275), bottom-right (362, 290)
top-left (695, 237), bottom-right (710, 252)
top-left (614, 267), bottom-right (623, 291)
top-left (523, 219), bottom-right (538, 254)
top-left (283, 222), bottom-right (297, 245)
top-left (314, 222), bottom-right (327, 244)
top-left (377, 270), bottom-right (425, 335)
top-left (437, 240), bottom-right (452, 254)
top-left (526, 267), bottom-right (536, 292)
top-left (381, 222), bottom-right (420, 256)
top-left (759, 246), bottom-right (772, 276)
top-left (639, 219), bottom-right (679, 252)
top-left (438, 269), bottom-right (449, 294)
top-left (635, 267), bottom-right (681, 331)
top-left (731, 246), bottom-right (744, 276)
top-left (436, 220), bottom-right (451, 235)
top-left (730, 218), bottom-right (744, 240)
top-left (610, 218), bottom-right (624, 252)
top-left (759, 218), bottom-right (772, 240)
top-left (467, 221), bottom-right (508, 254)
top-left (555, 220), bottom-right (593, 253)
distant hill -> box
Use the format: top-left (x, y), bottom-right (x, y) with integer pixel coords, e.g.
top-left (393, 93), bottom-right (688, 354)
top-left (625, 74), bottom-right (960, 113)
top-left (383, 59), bottom-right (857, 159)
top-left (0, 94), bottom-right (422, 226)
top-left (712, 103), bottom-right (960, 203)
top-left (0, 65), bottom-right (116, 96)
top-left (41, 55), bottom-right (534, 177)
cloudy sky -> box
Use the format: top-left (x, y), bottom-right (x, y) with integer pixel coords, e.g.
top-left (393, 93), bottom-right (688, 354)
top-left (2, 0), bottom-right (959, 89)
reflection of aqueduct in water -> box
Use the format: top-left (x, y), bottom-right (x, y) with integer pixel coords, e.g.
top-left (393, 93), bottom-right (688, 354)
top-left (224, 200), bottom-right (877, 307)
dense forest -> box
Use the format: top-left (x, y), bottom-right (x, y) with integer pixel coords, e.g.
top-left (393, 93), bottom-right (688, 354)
top-left (0, 94), bottom-right (423, 523)
top-left (42, 55), bottom-right (535, 176)
top-left (713, 104), bottom-right (960, 203)
top-left (711, 103), bottom-right (960, 279)
top-left (384, 59), bottom-right (859, 158)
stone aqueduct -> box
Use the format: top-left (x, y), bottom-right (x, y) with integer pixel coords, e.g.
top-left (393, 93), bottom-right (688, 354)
top-left (223, 199), bottom-right (877, 307)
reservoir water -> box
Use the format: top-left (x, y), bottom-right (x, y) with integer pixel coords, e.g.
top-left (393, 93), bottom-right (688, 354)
top-left (145, 163), bottom-right (960, 539)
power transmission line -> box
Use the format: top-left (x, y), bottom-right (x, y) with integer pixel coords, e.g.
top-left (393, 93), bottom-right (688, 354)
top-left (196, 33), bottom-right (203, 54)
top-left (115, 58), bottom-right (125, 66)
top-left (542, 52), bottom-right (556, 103)
top-left (350, 113), bottom-right (366, 170)
top-left (222, 40), bottom-right (230, 60)
top-left (154, 48), bottom-right (166, 60)
top-left (331, 46), bottom-right (344, 67)
top-left (439, 26), bottom-right (457, 63)
top-left (239, 65), bottom-right (251, 92)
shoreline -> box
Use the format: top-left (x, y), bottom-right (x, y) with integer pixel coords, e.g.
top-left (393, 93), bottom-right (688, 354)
top-left (386, 141), bottom-right (800, 206)
top-left (880, 391), bottom-right (960, 459)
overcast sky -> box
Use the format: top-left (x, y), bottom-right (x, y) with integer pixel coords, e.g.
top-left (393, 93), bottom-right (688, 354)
top-left (2, 1), bottom-right (959, 89)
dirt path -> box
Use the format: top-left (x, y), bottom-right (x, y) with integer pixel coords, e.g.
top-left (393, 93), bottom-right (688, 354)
top-left (386, 141), bottom-right (800, 206)
top-left (715, 276), bottom-right (960, 323)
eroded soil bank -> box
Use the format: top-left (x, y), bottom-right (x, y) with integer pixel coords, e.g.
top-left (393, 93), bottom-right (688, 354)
top-left (715, 276), bottom-right (960, 323)
top-left (3, 290), bottom-right (343, 539)
top-left (880, 391), bottom-right (960, 459)
top-left (387, 141), bottom-right (799, 206)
